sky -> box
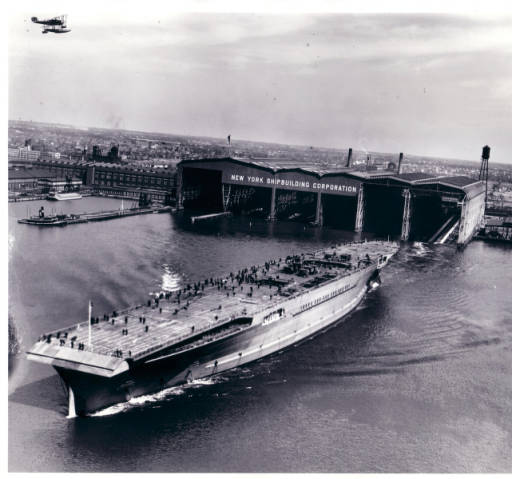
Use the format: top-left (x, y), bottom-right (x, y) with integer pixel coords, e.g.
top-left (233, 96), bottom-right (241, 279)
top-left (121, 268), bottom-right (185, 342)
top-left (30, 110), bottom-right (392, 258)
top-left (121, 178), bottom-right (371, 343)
top-left (7, 1), bottom-right (512, 164)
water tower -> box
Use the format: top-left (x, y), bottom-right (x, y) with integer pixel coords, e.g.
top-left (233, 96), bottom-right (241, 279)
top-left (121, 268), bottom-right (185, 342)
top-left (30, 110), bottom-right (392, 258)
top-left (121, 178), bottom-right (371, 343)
top-left (478, 145), bottom-right (490, 209)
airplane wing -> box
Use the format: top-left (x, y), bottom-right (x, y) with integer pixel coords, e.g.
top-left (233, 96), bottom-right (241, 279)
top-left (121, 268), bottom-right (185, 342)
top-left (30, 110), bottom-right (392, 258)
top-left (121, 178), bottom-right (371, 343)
top-left (31, 14), bottom-right (66, 26)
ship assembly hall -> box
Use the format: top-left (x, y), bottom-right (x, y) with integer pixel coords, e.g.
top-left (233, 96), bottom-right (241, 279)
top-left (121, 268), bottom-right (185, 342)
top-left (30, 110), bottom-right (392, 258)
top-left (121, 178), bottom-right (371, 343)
top-left (11, 143), bottom-right (488, 247)
top-left (176, 148), bottom-right (486, 247)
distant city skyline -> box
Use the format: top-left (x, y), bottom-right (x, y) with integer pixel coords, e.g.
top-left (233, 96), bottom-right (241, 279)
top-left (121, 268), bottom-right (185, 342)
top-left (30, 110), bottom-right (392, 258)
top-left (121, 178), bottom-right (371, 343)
top-left (8, 8), bottom-right (512, 164)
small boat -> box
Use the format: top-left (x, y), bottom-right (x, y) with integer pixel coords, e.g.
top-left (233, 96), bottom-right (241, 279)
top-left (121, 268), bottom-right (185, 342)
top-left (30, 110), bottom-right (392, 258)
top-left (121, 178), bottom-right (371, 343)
top-left (47, 191), bottom-right (83, 201)
top-left (18, 214), bottom-right (69, 226)
top-left (18, 205), bottom-right (82, 226)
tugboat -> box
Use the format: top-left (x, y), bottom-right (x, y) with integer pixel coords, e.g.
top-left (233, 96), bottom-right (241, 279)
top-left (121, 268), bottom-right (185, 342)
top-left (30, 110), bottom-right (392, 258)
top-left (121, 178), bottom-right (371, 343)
top-left (17, 206), bottom-right (69, 226)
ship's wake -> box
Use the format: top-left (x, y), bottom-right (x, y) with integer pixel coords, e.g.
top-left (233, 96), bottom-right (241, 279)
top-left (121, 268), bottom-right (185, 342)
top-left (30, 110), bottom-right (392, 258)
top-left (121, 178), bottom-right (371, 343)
top-left (88, 377), bottom-right (222, 417)
top-left (332, 242), bottom-right (512, 378)
top-left (313, 310), bottom-right (508, 380)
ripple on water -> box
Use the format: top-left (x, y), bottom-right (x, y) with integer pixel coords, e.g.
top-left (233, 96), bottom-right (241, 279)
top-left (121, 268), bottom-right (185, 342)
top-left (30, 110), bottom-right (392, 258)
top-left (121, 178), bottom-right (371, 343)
top-left (8, 203), bottom-right (512, 472)
top-left (307, 242), bottom-right (512, 379)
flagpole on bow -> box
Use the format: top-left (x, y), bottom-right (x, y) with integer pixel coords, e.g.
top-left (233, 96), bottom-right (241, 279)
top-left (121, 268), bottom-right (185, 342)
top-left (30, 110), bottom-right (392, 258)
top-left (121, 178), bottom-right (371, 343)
top-left (88, 300), bottom-right (92, 348)
top-left (227, 134), bottom-right (231, 157)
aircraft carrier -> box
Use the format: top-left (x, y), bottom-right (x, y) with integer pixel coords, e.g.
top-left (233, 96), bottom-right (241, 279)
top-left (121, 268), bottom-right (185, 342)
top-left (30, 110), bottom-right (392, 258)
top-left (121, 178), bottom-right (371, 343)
top-left (27, 240), bottom-right (399, 416)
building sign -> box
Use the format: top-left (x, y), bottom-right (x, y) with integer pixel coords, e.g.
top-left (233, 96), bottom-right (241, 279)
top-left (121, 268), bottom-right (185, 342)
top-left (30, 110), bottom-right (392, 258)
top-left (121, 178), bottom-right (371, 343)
top-left (222, 170), bottom-right (359, 196)
top-left (182, 160), bottom-right (360, 196)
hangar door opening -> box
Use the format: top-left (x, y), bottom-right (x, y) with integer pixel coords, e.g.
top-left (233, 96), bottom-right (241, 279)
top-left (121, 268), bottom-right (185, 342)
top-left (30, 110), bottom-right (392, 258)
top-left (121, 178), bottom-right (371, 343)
top-left (275, 190), bottom-right (316, 222)
top-left (181, 167), bottom-right (222, 211)
top-left (224, 184), bottom-right (272, 217)
top-left (363, 184), bottom-right (404, 236)
top-left (409, 193), bottom-right (460, 242)
top-left (322, 194), bottom-right (358, 230)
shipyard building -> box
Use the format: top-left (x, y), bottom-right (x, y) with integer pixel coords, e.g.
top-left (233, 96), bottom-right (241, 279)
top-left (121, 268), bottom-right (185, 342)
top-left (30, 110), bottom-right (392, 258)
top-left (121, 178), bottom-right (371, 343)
top-left (177, 156), bottom-right (485, 246)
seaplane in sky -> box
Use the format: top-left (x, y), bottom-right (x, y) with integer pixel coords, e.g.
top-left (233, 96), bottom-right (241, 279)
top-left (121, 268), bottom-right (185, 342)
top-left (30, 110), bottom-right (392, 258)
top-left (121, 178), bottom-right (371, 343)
top-left (31, 15), bottom-right (71, 34)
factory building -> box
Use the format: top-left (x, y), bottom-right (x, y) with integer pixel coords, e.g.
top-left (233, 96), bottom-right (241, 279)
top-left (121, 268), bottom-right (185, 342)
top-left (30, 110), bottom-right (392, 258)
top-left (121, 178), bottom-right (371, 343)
top-left (177, 157), bottom-right (485, 246)
top-left (8, 168), bottom-right (57, 193)
top-left (38, 176), bottom-right (82, 194)
top-left (29, 159), bottom-right (176, 201)
top-left (8, 147), bottom-right (41, 167)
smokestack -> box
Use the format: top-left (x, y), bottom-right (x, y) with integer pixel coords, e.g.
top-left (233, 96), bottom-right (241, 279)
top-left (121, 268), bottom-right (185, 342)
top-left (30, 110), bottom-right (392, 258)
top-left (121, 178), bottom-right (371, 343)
top-left (397, 152), bottom-right (404, 175)
top-left (345, 148), bottom-right (353, 168)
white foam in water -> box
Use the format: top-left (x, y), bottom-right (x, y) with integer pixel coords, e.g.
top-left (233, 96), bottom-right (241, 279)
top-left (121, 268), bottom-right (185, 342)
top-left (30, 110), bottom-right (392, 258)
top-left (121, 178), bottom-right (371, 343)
top-left (161, 264), bottom-right (181, 292)
top-left (412, 242), bottom-right (429, 257)
top-left (89, 386), bottom-right (185, 417)
top-left (186, 377), bottom-right (217, 387)
top-left (90, 402), bottom-right (129, 417)
top-left (89, 377), bottom-right (221, 417)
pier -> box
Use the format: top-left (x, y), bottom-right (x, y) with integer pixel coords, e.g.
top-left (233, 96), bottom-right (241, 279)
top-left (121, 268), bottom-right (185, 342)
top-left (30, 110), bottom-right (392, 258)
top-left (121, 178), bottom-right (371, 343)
top-left (476, 216), bottom-right (512, 243)
top-left (18, 205), bottom-right (173, 226)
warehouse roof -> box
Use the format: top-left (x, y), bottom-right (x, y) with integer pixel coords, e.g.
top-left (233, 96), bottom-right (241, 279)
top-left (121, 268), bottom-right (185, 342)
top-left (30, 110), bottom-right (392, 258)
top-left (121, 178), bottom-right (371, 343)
top-left (8, 168), bottom-right (58, 180)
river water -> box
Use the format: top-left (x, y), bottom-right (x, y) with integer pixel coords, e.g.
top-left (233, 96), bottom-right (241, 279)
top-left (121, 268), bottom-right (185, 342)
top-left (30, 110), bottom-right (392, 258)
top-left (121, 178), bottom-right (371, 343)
top-left (8, 197), bottom-right (512, 472)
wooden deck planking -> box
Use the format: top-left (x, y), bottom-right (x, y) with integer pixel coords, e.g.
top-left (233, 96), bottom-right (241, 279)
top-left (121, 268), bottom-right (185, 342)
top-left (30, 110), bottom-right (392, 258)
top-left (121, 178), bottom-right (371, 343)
top-left (41, 241), bottom-right (397, 359)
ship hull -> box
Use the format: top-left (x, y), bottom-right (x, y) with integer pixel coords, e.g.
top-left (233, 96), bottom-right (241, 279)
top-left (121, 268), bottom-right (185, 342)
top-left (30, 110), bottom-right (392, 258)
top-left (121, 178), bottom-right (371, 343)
top-left (56, 265), bottom-right (377, 416)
